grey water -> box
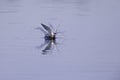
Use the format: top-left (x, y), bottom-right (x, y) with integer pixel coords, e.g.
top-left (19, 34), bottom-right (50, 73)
top-left (0, 0), bottom-right (120, 80)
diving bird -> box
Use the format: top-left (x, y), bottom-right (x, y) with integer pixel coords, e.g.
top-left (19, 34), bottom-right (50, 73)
top-left (40, 23), bottom-right (57, 40)
top-left (36, 23), bottom-right (62, 55)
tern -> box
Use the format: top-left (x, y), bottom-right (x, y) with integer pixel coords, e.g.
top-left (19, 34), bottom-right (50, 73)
top-left (40, 23), bottom-right (56, 40)
top-left (36, 23), bottom-right (61, 55)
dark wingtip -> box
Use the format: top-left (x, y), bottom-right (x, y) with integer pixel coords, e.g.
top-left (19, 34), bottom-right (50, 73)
top-left (41, 23), bottom-right (45, 27)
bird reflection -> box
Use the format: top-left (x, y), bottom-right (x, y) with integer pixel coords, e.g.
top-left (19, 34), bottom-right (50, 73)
top-left (40, 39), bottom-right (57, 55)
top-left (36, 23), bottom-right (58, 55)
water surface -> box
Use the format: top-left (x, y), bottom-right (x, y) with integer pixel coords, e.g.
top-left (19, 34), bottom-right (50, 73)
top-left (0, 0), bottom-right (120, 80)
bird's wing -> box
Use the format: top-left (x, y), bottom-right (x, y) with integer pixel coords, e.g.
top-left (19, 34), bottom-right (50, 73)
top-left (35, 27), bottom-right (47, 34)
top-left (41, 23), bottom-right (52, 35)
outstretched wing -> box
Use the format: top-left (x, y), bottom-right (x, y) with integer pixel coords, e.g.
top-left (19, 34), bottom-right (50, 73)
top-left (35, 27), bottom-right (47, 34)
top-left (41, 23), bottom-right (52, 35)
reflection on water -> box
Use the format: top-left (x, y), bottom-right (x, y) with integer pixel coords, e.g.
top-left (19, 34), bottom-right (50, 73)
top-left (37, 39), bottom-right (57, 55)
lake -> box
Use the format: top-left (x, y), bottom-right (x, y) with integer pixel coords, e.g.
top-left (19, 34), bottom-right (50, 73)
top-left (0, 0), bottom-right (120, 80)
